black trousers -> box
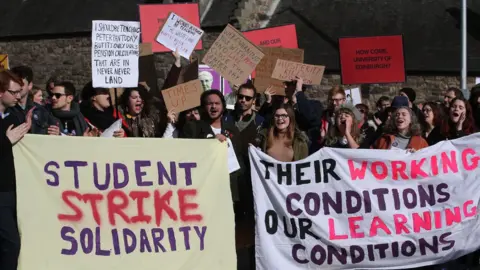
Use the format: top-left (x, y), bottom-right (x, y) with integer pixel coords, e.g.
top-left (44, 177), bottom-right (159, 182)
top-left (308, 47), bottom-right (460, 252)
top-left (0, 192), bottom-right (20, 270)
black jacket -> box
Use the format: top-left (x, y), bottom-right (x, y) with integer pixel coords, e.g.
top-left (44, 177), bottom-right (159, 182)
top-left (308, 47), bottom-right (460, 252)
top-left (0, 114), bottom-right (19, 192)
top-left (7, 100), bottom-right (58, 135)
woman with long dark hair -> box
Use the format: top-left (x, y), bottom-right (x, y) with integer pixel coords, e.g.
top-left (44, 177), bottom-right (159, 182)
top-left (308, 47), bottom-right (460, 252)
top-left (255, 103), bottom-right (309, 161)
top-left (420, 101), bottom-right (446, 146)
top-left (118, 85), bottom-right (166, 137)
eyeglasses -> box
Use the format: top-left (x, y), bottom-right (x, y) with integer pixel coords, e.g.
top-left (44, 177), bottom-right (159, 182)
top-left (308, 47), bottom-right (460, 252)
top-left (7, 89), bottom-right (21, 96)
top-left (423, 108), bottom-right (432, 113)
top-left (237, 94), bottom-right (254, 101)
top-left (274, 114), bottom-right (289, 120)
top-left (50, 93), bottom-right (66, 99)
top-left (358, 109), bottom-right (366, 114)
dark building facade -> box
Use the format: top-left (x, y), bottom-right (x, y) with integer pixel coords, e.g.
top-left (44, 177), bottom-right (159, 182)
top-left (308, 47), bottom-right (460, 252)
top-left (0, 0), bottom-right (479, 105)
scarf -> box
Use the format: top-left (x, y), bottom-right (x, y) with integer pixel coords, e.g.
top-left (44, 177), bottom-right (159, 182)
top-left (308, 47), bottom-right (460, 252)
top-left (51, 102), bottom-right (88, 136)
top-left (80, 101), bottom-right (117, 131)
top-left (236, 111), bottom-right (256, 132)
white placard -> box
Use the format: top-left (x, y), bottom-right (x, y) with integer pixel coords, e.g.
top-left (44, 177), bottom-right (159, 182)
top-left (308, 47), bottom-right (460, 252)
top-left (92, 20), bottom-right (140, 88)
top-left (345, 87), bottom-right (362, 105)
top-left (227, 138), bottom-right (240, 173)
top-left (100, 119), bottom-right (123, 138)
top-left (250, 134), bottom-right (480, 269)
top-left (155, 13), bottom-right (204, 59)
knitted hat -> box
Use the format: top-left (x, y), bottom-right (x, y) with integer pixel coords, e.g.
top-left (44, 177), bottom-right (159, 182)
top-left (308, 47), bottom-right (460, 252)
top-left (391, 96), bottom-right (409, 108)
top-left (339, 102), bottom-right (363, 121)
top-left (399, 87), bottom-right (416, 102)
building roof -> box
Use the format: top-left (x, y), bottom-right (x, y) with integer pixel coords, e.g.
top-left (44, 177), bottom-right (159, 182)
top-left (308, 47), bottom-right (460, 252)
top-left (268, 0), bottom-right (480, 73)
top-left (0, 0), bottom-right (139, 37)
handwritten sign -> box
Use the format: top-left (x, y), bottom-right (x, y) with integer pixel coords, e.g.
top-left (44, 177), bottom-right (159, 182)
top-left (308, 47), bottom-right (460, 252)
top-left (202, 24), bottom-right (264, 85)
top-left (162, 79), bottom-right (202, 112)
top-left (91, 20), bottom-right (140, 88)
top-left (156, 12), bottom-right (204, 59)
top-left (255, 47), bottom-right (304, 94)
top-left (14, 135), bottom-right (236, 270)
top-left (0, 54), bottom-right (9, 70)
top-left (138, 3), bottom-right (202, 53)
top-left (339, 35), bottom-right (405, 84)
top-left (271, 59), bottom-right (325, 85)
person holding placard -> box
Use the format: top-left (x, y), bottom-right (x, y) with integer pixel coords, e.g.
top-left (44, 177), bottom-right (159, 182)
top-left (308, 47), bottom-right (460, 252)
top-left (181, 89), bottom-right (244, 201)
top-left (80, 82), bottom-right (127, 137)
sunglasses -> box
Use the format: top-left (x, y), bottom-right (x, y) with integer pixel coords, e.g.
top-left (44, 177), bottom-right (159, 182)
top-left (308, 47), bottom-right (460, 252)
top-left (50, 93), bottom-right (66, 99)
top-left (237, 94), bottom-right (254, 101)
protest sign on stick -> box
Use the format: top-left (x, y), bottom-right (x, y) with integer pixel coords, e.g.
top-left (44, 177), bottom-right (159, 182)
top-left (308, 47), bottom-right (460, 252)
top-left (202, 24), bottom-right (264, 85)
top-left (271, 59), bottom-right (325, 85)
top-left (91, 20), bottom-right (140, 88)
top-left (14, 135), bottom-right (236, 270)
top-left (249, 134), bottom-right (480, 269)
top-left (162, 79), bottom-right (202, 113)
top-left (254, 47), bottom-right (304, 95)
top-left (155, 12), bottom-right (204, 59)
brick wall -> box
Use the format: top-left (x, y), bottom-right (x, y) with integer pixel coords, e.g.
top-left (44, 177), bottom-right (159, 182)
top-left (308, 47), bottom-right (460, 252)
top-left (0, 32), bottom-right (476, 107)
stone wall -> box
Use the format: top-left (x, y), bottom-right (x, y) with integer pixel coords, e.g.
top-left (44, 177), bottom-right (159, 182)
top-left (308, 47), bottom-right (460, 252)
top-left (0, 33), bottom-right (476, 107)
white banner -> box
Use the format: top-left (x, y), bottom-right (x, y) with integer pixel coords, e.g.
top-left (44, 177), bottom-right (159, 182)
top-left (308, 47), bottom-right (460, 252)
top-left (250, 134), bottom-right (480, 269)
top-left (155, 13), bottom-right (204, 59)
top-left (92, 20), bottom-right (140, 88)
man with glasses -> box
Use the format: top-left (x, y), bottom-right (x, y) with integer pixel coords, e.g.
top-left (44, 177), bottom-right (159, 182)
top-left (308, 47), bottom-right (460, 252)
top-left (0, 70), bottom-right (33, 270)
top-left (7, 66), bottom-right (59, 135)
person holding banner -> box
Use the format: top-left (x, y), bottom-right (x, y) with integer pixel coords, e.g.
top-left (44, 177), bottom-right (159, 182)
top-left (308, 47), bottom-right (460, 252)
top-left (442, 97), bottom-right (476, 140)
top-left (324, 105), bottom-right (363, 149)
top-left (0, 70), bottom-right (34, 270)
top-left (255, 103), bottom-right (309, 162)
top-left (372, 106), bottom-right (428, 151)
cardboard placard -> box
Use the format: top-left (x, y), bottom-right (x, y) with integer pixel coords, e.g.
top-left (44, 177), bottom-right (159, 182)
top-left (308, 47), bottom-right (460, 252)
top-left (243, 24), bottom-right (298, 48)
top-left (91, 20), bottom-right (140, 88)
top-left (139, 43), bottom-right (153, 57)
top-left (162, 79), bottom-right (202, 112)
top-left (202, 24), bottom-right (264, 85)
top-left (0, 54), bottom-right (9, 70)
top-left (271, 59), bottom-right (325, 85)
top-left (254, 47), bottom-right (304, 95)
top-left (155, 12), bottom-right (204, 59)
top-left (339, 35), bottom-right (405, 85)
top-left (139, 3), bottom-right (202, 53)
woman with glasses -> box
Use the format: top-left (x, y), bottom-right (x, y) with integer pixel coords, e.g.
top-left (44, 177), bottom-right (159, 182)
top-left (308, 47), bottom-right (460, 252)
top-left (420, 102), bottom-right (445, 146)
top-left (255, 103), bottom-right (308, 162)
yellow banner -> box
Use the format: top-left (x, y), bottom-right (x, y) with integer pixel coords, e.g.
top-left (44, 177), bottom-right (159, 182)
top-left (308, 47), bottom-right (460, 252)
top-left (0, 54), bottom-right (9, 70)
top-left (14, 135), bottom-right (236, 270)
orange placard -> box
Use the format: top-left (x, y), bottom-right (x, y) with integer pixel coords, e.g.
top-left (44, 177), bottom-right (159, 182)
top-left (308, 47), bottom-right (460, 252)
top-left (0, 54), bottom-right (9, 70)
top-left (138, 3), bottom-right (202, 53)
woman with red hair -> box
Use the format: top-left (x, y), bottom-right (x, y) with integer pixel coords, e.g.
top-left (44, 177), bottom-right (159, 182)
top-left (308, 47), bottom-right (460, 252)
top-left (442, 97), bottom-right (476, 139)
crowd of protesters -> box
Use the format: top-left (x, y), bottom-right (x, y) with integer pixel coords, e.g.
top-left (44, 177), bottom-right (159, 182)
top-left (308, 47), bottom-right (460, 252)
top-left (1, 53), bottom-right (480, 270)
